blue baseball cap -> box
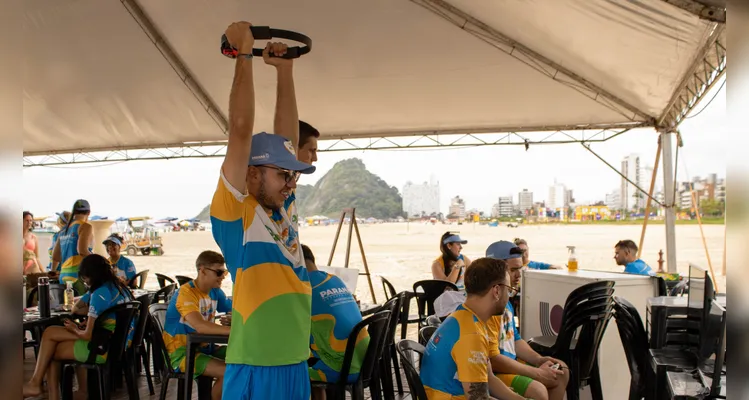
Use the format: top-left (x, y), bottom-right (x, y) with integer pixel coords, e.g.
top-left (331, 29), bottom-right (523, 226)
top-left (485, 240), bottom-right (524, 260)
top-left (443, 234), bottom-right (467, 245)
top-left (103, 235), bottom-right (123, 247)
top-left (248, 132), bottom-right (316, 174)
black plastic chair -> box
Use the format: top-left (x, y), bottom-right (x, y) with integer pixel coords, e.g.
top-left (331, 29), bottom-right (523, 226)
top-left (419, 326), bottom-right (437, 345)
top-left (395, 340), bottom-right (428, 400)
top-left (147, 304), bottom-right (214, 400)
top-left (129, 292), bottom-right (156, 395)
top-left (381, 277), bottom-right (420, 341)
top-left (613, 296), bottom-right (651, 400)
top-left (412, 280), bottom-right (458, 330)
top-left (563, 280), bottom-right (616, 309)
top-left (527, 281), bottom-right (616, 400)
top-left (175, 275), bottom-right (193, 287)
top-left (153, 283), bottom-right (176, 304)
top-left (128, 269), bottom-right (149, 289)
top-left (60, 301), bottom-right (141, 400)
top-left (311, 309), bottom-right (392, 400)
top-left (378, 293), bottom-right (406, 400)
top-left (656, 277), bottom-right (668, 297)
top-left (154, 273), bottom-right (176, 289)
top-left (381, 276), bottom-right (397, 300)
top-left (425, 315), bottom-right (442, 327)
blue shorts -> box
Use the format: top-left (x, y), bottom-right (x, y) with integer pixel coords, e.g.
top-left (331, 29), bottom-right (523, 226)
top-left (222, 361), bottom-right (310, 400)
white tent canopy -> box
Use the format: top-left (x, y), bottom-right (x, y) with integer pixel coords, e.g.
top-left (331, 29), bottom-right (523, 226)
top-left (24, 0), bottom-right (725, 157)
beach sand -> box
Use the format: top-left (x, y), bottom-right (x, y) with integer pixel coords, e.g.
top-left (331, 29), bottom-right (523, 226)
top-left (35, 222), bottom-right (724, 302)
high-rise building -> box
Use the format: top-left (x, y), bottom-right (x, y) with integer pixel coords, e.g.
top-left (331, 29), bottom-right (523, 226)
top-left (498, 196), bottom-right (514, 217)
top-left (518, 189), bottom-right (533, 212)
top-left (402, 180), bottom-right (440, 218)
top-left (605, 189), bottom-right (622, 210)
top-left (620, 154), bottom-right (653, 210)
top-left (449, 196), bottom-right (466, 218)
top-left (548, 180), bottom-right (569, 210)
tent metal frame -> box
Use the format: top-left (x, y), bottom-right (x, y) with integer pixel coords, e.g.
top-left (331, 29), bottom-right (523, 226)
top-left (23, 127), bottom-right (637, 166)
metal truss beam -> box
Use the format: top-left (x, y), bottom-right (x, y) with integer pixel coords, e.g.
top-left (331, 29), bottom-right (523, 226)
top-left (120, 0), bottom-right (228, 133)
top-left (660, 0), bottom-right (726, 23)
top-left (410, 0), bottom-right (656, 124)
top-left (23, 128), bottom-right (635, 167)
top-left (657, 24), bottom-right (726, 130)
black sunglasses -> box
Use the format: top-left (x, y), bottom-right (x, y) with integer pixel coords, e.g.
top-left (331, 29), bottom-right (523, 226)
top-left (258, 165), bottom-right (301, 183)
top-left (204, 268), bottom-right (228, 277)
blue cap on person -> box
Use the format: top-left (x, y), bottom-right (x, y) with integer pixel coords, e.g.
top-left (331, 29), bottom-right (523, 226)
top-left (73, 199), bottom-right (90, 213)
top-left (443, 234), bottom-right (467, 245)
top-left (248, 132), bottom-right (316, 174)
top-left (102, 235), bottom-right (122, 247)
top-left (485, 240), bottom-right (523, 260)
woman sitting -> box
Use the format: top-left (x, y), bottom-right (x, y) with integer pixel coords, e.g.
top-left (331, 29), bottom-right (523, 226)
top-left (23, 254), bottom-right (134, 399)
top-left (103, 234), bottom-right (137, 286)
top-left (431, 232), bottom-right (472, 290)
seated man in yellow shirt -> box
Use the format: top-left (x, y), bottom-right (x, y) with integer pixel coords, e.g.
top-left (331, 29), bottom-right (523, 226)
top-left (485, 241), bottom-right (569, 400)
top-left (162, 250), bottom-right (232, 400)
top-left (420, 257), bottom-right (527, 400)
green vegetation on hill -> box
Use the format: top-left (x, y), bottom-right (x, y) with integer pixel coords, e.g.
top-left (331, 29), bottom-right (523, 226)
top-left (194, 158), bottom-right (403, 220)
top-left (195, 204), bottom-right (210, 221)
top-left (299, 158), bottom-right (403, 219)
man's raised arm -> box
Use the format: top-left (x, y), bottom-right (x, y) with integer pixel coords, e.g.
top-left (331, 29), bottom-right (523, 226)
top-left (222, 21), bottom-right (256, 191)
top-left (263, 42), bottom-right (299, 151)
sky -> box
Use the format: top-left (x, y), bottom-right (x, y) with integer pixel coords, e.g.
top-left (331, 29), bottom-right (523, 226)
top-left (22, 78), bottom-right (726, 220)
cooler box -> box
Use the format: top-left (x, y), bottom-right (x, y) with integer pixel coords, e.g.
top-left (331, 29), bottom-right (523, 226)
top-left (520, 269), bottom-right (659, 399)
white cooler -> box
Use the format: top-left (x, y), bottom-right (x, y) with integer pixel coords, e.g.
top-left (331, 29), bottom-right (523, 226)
top-left (519, 269), bottom-right (658, 400)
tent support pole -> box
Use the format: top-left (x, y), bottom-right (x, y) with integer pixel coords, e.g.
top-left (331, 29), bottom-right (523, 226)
top-left (660, 129), bottom-right (678, 273)
top-left (638, 138), bottom-right (662, 259)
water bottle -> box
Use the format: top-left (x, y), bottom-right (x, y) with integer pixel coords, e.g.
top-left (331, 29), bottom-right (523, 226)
top-left (23, 275), bottom-right (27, 310)
top-left (64, 282), bottom-right (75, 311)
top-left (38, 276), bottom-right (51, 318)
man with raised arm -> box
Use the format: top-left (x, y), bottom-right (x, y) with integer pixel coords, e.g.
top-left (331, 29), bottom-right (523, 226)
top-left (210, 21), bottom-right (315, 399)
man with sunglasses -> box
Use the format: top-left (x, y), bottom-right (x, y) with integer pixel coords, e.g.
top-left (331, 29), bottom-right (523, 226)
top-left (485, 241), bottom-right (569, 400)
top-left (210, 21), bottom-right (316, 399)
top-left (162, 250), bottom-right (232, 400)
top-left (421, 257), bottom-right (529, 400)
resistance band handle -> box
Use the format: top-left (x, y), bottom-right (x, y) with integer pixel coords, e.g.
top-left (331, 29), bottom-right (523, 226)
top-left (220, 26), bottom-right (312, 59)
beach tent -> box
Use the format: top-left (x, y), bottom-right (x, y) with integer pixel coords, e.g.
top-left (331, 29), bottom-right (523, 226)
top-left (22, 0), bottom-right (726, 272)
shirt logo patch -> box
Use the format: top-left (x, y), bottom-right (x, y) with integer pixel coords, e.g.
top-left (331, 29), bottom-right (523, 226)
top-left (468, 350), bottom-right (487, 365)
top-left (320, 286), bottom-right (351, 300)
top-left (284, 140), bottom-right (296, 156)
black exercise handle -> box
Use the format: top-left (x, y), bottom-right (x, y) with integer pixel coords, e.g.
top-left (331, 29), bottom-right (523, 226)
top-left (221, 26), bottom-right (312, 59)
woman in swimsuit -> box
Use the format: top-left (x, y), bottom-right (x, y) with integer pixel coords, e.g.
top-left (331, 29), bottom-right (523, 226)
top-left (23, 211), bottom-right (43, 275)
